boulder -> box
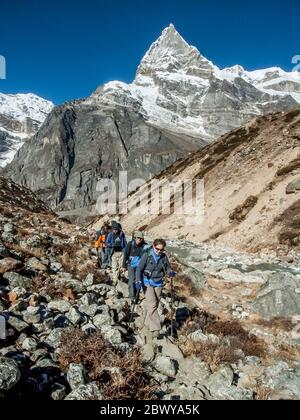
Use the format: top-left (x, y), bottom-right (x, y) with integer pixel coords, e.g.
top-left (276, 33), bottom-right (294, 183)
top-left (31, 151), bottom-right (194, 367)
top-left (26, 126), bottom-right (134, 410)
top-left (0, 357), bottom-right (21, 390)
top-left (7, 316), bottom-right (29, 333)
top-left (44, 328), bottom-right (63, 349)
top-left (152, 355), bottom-right (178, 378)
top-left (48, 300), bottom-right (71, 313)
top-left (189, 330), bottom-right (209, 343)
top-left (100, 325), bottom-right (122, 346)
top-left (67, 363), bottom-right (87, 390)
top-left (21, 337), bottom-right (38, 352)
top-left (3, 272), bottom-right (32, 289)
top-left (65, 382), bottom-right (102, 400)
top-left (66, 307), bottom-right (83, 325)
top-left (3, 223), bottom-right (17, 234)
top-left (83, 273), bottom-right (94, 287)
top-left (286, 178), bottom-right (300, 194)
top-left (93, 307), bottom-right (113, 327)
top-left (253, 272), bottom-right (300, 319)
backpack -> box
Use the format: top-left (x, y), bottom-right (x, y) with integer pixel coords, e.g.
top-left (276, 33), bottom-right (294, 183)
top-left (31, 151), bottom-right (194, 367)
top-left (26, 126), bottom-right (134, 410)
top-left (129, 241), bottom-right (150, 268)
top-left (94, 229), bottom-right (107, 249)
top-left (113, 234), bottom-right (123, 252)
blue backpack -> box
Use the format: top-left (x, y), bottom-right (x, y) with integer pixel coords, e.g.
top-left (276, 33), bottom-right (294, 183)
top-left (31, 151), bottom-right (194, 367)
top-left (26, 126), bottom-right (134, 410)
top-left (129, 241), bottom-right (151, 268)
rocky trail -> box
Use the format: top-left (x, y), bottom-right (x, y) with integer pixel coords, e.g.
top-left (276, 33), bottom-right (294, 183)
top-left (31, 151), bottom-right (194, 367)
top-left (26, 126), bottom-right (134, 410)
top-left (1, 180), bottom-right (300, 400)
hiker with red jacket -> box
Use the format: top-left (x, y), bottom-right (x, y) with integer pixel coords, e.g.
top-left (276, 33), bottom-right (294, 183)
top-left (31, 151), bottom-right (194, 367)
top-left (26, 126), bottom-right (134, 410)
top-left (94, 222), bottom-right (111, 268)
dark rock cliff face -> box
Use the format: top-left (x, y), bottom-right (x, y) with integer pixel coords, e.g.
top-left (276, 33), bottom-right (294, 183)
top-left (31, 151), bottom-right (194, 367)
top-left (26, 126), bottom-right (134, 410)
top-left (2, 101), bottom-right (206, 211)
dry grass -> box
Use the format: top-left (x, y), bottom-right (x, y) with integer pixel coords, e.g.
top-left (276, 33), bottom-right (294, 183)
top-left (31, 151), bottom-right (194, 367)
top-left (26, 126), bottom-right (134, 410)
top-left (58, 248), bottom-right (111, 283)
top-left (4, 242), bottom-right (46, 259)
top-left (274, 200), bottom-right (300, 247)
top-left (59, 328), bottom-right (157, 400)
top-left (206, 320), bottom-right (267, 359)
top-left (254, 386), bottom-right (272, 400)
top-left (180, 308), bottom-right (216, 335)
top-left (276, 157), bottom-right (300, 176)
top-left (229, 196), bottom-right (258, 223)
top-left (256, 317), bottom-right (295, 332)
top-left (179, 311), bottom-right (267, 371)
top-left (275, 344), bottom-right (300, 363)
top-left (31, 276), bottom-right (68, 299)
top-left (52, 243), bottom-right (93, 280)
top-left (0, 207), bottom-right (14, 218)
top-left (181, 340), bottom-right (240, 372)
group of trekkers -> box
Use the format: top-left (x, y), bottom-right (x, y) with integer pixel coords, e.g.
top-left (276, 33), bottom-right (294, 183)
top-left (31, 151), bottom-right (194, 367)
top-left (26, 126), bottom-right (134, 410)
top-left (94, 221), bottom-right (176, 342)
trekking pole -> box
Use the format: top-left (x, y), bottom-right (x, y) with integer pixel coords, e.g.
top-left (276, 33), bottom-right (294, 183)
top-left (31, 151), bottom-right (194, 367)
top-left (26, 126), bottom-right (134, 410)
top-left (170, 276), bottom-right (175, 339)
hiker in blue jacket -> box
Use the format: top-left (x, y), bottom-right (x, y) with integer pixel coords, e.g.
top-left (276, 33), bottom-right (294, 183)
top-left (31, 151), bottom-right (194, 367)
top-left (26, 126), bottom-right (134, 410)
top-left (123, 231), bottom-right (150, 303)
top-left (106, 221), bottom-right (127, 284)
top-left (136, 239), bottom-right (175, 339)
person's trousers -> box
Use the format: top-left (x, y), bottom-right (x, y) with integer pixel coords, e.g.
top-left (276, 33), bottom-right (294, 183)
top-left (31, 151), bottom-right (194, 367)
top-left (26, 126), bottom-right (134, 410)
top-left (111, 252), bottom-right (123, 284)
top-left (101, 248), bottom-right (110, 268)
top-left (144, 286), bottom-right (162, 332)
top-left (128, 266), bottom-right (137, 300)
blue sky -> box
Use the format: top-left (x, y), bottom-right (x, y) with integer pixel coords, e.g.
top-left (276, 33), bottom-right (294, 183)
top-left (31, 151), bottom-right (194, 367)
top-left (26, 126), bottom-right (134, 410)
top-left (0, 0), bottom-right (299, 105)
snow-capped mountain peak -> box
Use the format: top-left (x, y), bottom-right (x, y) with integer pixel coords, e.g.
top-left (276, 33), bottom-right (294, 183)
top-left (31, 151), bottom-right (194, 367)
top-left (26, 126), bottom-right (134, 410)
top-left (0, 92), bottom-right (53, 123)
top-left (135, 24), bottom-right (215, 83)
top-left (0, 92), bottom-right (54, 167)
top-left (89, 25), bottom-right (300, 142)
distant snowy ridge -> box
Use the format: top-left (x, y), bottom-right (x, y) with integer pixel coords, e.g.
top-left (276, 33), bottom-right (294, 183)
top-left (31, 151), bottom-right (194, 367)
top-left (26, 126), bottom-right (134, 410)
top-left (0, 93), bottom-right (53, 123)
top-left (0, 93), bottom-right (54, 167)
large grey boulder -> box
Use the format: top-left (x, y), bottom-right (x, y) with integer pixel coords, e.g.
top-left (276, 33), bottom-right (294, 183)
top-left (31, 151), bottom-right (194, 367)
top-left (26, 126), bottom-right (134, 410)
top-left (44, 328), bottom-right (63, 349)
top-left (93, 306), bottom-right (113, 327)
top-left (208, 366), bottom-right (254, 400)
top-left (100, 325), bottom-right (122, 346)
top-left (253, 272), bottom-right (300, 319)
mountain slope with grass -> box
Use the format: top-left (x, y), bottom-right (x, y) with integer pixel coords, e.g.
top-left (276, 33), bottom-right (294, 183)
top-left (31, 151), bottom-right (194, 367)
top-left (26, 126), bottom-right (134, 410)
top-left (114, 107), bottom-right (300, 255)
